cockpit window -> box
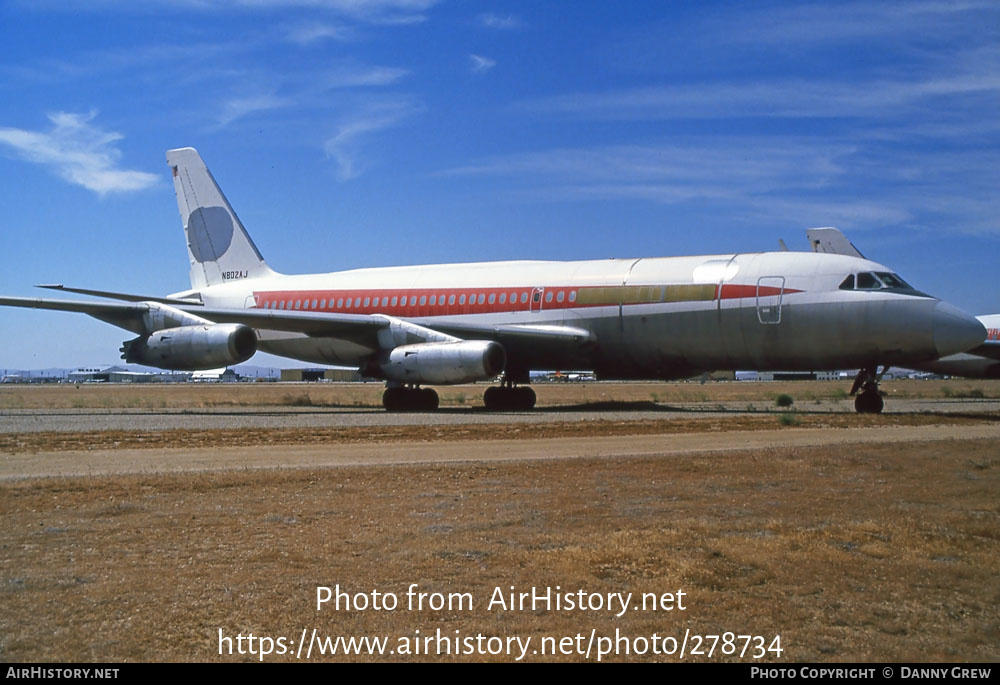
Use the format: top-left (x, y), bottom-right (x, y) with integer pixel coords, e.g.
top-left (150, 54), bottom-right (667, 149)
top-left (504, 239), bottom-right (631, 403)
top-left (856, 272), bottom-right (880, 289)
top-left (840, 270), bottom-right (924, 295)
top-left (874, 272), bottom-right (911, 289)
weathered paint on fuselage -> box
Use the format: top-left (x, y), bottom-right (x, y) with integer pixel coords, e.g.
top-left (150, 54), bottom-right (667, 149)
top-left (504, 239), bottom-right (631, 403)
top-left (190, 251), bottom-right (963, 379)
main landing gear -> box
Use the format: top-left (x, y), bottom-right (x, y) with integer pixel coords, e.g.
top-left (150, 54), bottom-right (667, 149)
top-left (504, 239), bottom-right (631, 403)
top-left (381, 379), bottom-right (537, 412)
top-left (850, 365), bottom-right (885, 414)
top-left (483, 383), bottom-right (536, 411)
top-left (382, 385), bottom-right (439, 412)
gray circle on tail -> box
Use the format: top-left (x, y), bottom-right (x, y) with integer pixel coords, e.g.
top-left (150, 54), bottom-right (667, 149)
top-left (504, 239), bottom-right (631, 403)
top-left (187, 206), bottom-right (234, 263)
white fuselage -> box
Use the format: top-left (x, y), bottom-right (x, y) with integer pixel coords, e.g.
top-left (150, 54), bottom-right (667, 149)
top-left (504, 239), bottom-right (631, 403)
top-left (188, 250), bottom-right (975, 379)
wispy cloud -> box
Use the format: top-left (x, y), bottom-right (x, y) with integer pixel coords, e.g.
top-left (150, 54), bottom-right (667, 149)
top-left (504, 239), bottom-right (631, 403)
top-left (713, 0), bottom-right (998, 46)
top-left (468, 54), bottom-right (496, 75)
top-left (517, 73), bottom-right (1000, 121)
top-left (0, 112), bottom-right (157, 195)
top-left (477, 12), bottom-right (522, 30)
top-left (209, 64), bottom-right (408, 130)
top-left (285, 21), bottom-right (353, 44)
top-left (438, 137), bottom-right (999, 234)
top-left (214, 93), bottom-right (290, 129)
top-left (323, 100), bottom-right (421, 180)
top-left (25, 0), bottom-right (442, 21)
top-left (318, 65), bottom-right (409, 88)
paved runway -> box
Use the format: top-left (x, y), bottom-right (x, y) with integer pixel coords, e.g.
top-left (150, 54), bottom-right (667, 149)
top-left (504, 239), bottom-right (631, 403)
top-left (3, 397), bottom-right (999, 433)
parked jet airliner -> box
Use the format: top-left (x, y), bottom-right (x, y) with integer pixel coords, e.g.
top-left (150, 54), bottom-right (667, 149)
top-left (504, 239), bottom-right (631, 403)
top-left (0, 148), bottom-right (986, 413)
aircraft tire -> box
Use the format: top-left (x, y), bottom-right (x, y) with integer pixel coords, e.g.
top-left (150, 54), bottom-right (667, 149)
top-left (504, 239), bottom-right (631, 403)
top-left (483, 386), bottom-right (536, 411)
top-left (420, 388), bottom-right (440, 411)
top-left (483, 386), bottom-right (503, 410)
top-left (383, 387), bottom-right (439, 412)
top-left (383, 387), bottom-right (403, 412)
top-left (517, 386), bottom-right (536, 410)
top-left (854, 390), bottom-right (884, 414)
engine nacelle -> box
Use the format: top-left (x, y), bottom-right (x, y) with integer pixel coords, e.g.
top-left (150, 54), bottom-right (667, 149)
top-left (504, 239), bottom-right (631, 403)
top-left (378, 340), bottom-right (506, 385)
top-left (121, 323), bottom-right (257, 371)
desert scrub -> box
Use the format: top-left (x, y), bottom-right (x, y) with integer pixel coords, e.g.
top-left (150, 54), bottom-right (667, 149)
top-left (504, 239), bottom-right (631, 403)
top-left (281, 393), bottom-right (314, 407)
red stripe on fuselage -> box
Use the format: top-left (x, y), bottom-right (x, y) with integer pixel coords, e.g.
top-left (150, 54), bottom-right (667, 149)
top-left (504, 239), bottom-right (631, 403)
top-left (250, 283), bottom-right (799, 316)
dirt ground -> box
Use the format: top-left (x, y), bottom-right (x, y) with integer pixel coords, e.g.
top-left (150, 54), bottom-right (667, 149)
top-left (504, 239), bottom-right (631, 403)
top-left (1, 381), bottom-right (998, 662)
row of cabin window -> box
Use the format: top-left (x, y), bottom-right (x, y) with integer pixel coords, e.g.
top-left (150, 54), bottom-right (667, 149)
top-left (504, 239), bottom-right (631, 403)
top-left (262, 290), bottom-right (579, 311)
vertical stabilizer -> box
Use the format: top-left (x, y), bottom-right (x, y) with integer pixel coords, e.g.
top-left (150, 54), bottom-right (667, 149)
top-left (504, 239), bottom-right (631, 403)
top-left (166, 148), bottom-right (276, 290)
top-left (806, 227), bottom-right (865, 259)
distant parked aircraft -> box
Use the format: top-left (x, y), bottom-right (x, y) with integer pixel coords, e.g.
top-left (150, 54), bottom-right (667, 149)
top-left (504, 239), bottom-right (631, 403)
top-left (903, 315), bottom-right (1000, 378)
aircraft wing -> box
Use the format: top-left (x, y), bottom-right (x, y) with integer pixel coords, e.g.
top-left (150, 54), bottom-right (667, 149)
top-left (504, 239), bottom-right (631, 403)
top-left (35, 284), bottom-right (203, 306)
top-left (0, 295), bottom-right (595, 355)
top-left (0, 296), bottom-right (157, 335)
top-left (0, 295), bottom-right (387, 342)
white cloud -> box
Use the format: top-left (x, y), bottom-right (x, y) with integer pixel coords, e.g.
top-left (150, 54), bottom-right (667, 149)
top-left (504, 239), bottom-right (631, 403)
top-left (285, 21), bottom-right (353, 44)
top-left (214, 93), bottom-right (290, 129)
top-left (0, 112), bottom-right (157, 195)
top-left (319, 65), bottom-right (409, 88)
top-left (437, 137), bottom-right (999, 234)
top-left (107, 0), bottom-right (441, 23)
top-left (477, 12), bottom-right (522, 30)
top-left (468, 54), bottom-right (496, 75)
top-left (715, 0), bottom-right (998, 46)
top-left (517, 73), bottom-right (1000, 121)
top-left (323, 101), bottom-right (420, 180)
top-left (209, 65), bottom-right (407, 130)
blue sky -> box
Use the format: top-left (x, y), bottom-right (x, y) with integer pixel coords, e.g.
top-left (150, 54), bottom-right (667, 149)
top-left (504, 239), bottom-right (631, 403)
top-left (0, 0), bottom-right (998, 369)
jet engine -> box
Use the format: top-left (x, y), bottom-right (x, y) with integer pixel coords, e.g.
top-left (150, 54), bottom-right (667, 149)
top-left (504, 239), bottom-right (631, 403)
top-left (120, 323), bottom-right (257, 370)
top-left (378, 340), bottom-right (506, 385)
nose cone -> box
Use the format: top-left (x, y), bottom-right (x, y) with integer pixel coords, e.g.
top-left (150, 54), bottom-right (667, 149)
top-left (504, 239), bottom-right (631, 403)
top-left (933, 302), bottom-right (987, 358)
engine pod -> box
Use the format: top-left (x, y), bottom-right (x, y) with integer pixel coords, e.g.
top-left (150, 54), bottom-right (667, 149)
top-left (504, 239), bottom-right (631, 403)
top-left (379, 340), bottom-right (506, 385)
top-left (121, 323), bottom-right (257, 370)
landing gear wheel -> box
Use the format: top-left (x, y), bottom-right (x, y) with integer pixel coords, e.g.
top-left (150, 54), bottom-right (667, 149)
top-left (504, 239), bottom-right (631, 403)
top-left (483, 385), bottom-right (536, 411)
top-left (516, 386), bottom-right (536, 410)
top-left (850, 365), bottom-right (886, 414)
top-left (854, 390), bottom-right (884, 414)
top-left (382, 386), bottom-right (439, 412)
top-left (419, 388), bottom-right (439, 411)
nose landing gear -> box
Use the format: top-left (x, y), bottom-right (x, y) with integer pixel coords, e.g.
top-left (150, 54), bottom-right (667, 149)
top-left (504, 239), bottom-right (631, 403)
top-left (850, 365), bottom-right (885, 414)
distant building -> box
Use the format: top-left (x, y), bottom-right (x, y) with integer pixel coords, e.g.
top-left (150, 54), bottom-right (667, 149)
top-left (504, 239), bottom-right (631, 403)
top-left (69, 366), bottom-right (129, 382)
top-left (69, 366), bottom-right (191, 383)
top-left (190, 368), bottom-right (240, 383)
top-left (280, 368), bottom-right (364, 382)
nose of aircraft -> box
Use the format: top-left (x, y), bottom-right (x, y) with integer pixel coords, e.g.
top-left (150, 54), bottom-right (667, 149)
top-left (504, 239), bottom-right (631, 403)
top-left (932, 302), bottom-right (986, 358)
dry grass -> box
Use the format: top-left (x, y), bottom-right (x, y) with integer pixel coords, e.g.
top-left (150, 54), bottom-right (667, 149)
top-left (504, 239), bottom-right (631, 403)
top-left (2, 378), bottom-right (999, 409)
top-left (2, 411), bottom-right (999, 455)
top-left (1, 436), bottom-right (998, 662)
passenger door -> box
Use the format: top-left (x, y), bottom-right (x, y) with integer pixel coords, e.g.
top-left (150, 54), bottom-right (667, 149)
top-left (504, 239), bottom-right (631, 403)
top-left (756, 276), bottom-right (784, 324)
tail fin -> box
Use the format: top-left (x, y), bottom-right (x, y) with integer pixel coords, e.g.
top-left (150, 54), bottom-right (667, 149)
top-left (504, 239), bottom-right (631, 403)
top-left (166, 148), bottom-right (276, 290)
top-left (806, 227), bottom-right (865, 259)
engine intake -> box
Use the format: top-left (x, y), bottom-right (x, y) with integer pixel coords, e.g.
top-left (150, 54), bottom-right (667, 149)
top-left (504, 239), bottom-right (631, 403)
top-left (378, 340), bottom-right (506, 385)
top-left (121, 323), bottom-right (257, 370)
